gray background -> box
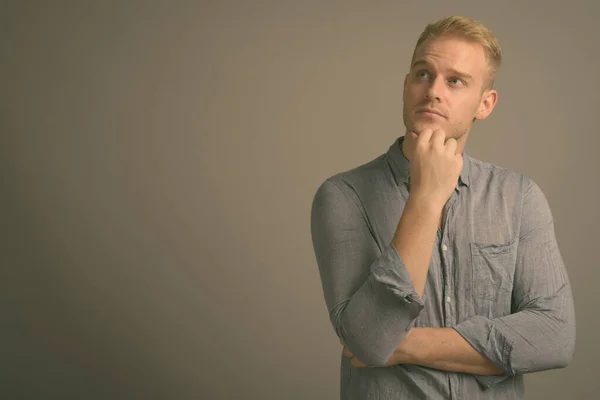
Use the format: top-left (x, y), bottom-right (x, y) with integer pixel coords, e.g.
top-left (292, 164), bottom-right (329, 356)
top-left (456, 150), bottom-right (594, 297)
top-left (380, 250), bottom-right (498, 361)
top-left (2, 1), bottom-right (598, 399)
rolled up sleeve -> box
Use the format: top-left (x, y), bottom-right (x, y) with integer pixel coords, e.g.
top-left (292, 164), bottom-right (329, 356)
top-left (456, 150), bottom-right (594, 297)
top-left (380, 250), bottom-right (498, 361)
top-left (453, 178), bottom-right (576, 380)
top-left (311, 178), bottom-right (425, 366)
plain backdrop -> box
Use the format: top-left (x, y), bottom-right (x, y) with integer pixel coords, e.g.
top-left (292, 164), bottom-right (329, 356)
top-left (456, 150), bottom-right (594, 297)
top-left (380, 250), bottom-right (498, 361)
top-left (2, 1), bottom-right (599, 399)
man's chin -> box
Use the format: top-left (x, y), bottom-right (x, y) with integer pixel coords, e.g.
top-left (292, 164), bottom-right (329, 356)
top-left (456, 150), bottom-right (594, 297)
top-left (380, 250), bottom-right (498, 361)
top-left (408, 122), bottom-right (444, 134)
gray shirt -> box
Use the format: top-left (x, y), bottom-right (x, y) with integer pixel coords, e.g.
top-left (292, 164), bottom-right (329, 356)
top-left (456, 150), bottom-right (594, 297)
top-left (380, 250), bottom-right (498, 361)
top-left (310, 136), bottom-right (575, 400)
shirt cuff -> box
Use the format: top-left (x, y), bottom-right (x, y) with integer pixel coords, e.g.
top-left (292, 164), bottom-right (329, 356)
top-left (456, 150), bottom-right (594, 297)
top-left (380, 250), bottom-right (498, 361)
top-left (453, 317), bottom-right (512, 389)
top-left (471, 374), bottom-right (510, 390)
top-left (370, 242), bottom-right (426, 326)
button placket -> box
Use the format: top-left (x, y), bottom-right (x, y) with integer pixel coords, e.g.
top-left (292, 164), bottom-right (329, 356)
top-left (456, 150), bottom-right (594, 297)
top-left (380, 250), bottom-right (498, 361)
top-left (440, 193), bottom-right (457, 328)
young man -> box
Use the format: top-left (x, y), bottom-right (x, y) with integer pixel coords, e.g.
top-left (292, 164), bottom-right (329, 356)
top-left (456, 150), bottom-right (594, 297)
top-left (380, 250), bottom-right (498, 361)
top-left (310, 16), bottom-right (575, 399)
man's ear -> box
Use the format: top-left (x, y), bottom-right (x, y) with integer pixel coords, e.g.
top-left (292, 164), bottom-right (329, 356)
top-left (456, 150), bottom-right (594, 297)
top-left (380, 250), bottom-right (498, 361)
top-left (474, 89), bottom-right (498, 121)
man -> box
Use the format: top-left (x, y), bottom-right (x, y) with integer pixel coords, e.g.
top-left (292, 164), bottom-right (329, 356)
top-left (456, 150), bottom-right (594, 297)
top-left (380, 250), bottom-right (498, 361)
top-left (310, 15), bottom-right (575, 399)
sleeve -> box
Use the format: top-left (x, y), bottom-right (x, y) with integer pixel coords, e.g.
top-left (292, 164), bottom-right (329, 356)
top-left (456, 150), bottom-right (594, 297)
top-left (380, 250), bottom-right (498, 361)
top-left (310, 178), bottom-right (425, 366)
top-left (453, 177), bottom-right (576, 383)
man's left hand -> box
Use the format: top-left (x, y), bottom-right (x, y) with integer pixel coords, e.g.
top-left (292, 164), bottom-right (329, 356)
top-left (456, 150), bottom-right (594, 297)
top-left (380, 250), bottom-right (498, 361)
top-left (343, 345), bottom-right (369, 367)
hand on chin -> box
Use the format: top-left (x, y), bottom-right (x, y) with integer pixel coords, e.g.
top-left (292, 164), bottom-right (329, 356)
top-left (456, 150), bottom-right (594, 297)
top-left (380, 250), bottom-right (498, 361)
top-left (410, 121), bottom-right (444, 135)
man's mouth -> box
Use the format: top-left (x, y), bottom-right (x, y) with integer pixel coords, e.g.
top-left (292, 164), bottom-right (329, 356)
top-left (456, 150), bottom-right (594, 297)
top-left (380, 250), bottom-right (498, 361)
top-left (416, 109), bottom-right (446, 118)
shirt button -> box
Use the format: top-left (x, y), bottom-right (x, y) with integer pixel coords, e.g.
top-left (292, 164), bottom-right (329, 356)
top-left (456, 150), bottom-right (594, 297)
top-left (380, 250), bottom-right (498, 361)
top-left (442, 244), bottom-right (448, 251)
top-left (446, 296), bottom-right (451, 303)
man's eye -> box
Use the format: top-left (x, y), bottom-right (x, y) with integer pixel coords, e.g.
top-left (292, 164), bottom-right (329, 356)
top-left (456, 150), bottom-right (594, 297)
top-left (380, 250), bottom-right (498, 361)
top-left (449, 78), bottom-right (463, 85)
top-left (416, 71), bottom-right (429, 78)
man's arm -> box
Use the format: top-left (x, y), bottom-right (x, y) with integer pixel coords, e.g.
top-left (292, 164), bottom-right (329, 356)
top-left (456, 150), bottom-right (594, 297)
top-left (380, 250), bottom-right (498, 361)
top-left (395, 130), bottom-right (462, 298)
top-left (452, 178), bottom-right (575, 375)
top-left (311, 179), bottom-right (431, 367)
top-left (345, 178), bottom-right (575, 380)
top-left (345, 327), bottom-right (504, 375)
top-left (311, 131), bottom-right (461, 367)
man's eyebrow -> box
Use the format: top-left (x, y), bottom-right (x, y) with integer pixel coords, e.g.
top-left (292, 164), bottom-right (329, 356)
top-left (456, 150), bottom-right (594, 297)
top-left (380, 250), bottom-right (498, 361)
top-left (411, 60), bottom-right (429, 68)
top-left (411, 60), bottom-right (473, 80)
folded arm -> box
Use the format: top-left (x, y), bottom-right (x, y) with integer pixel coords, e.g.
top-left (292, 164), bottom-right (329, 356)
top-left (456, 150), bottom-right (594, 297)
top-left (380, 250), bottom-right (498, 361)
top-left (345, 327), bottom-right (504, 375)
top-left (453, 178), bottom-right (575, 378)
top-left (346, 178), bottom-right (575, 387)
top-left (311, 179), bottom-right (441, 366)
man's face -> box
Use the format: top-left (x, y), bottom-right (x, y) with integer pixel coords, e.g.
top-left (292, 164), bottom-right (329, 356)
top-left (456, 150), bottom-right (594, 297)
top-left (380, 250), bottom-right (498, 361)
top-left (403, 36), bottom-right (491, 139)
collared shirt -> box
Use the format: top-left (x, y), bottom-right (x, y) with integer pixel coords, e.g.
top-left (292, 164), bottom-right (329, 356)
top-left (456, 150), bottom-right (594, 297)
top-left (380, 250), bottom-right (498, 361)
top-left (310, 136), bottom-right (575, 400)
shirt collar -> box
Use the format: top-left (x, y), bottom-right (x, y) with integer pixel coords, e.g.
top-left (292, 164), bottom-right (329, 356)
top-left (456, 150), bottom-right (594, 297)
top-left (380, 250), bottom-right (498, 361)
top-left (386, 135), bottom-right (471, 188)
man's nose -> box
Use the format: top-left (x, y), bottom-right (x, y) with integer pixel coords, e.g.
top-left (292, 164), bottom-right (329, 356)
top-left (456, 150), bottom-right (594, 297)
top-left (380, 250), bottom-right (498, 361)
top-left (425, 77), bottom-right (444, 101)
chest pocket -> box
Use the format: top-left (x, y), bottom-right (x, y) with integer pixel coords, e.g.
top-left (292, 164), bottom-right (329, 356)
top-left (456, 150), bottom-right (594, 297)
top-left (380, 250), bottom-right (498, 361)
top-left (470, 238), bottom-right (517, 316)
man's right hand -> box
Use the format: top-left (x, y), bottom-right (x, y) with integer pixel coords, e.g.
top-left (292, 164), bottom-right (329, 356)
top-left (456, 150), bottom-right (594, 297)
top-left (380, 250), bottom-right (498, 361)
top-left (391, 128), bottom-right (461, 296)
top-left (407, 129), bottom-right (463, 208)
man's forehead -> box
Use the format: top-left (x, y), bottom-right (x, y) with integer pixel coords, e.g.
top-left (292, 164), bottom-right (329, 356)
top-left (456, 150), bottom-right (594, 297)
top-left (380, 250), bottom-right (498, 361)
top-left (412, 36), bottom-right (487, 71)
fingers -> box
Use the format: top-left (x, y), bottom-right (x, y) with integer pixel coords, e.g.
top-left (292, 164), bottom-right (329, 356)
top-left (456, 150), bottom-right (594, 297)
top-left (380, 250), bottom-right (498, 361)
top-left (408, 131), bottom-right (419, 141)
top-left (416, 128), bottom-right (434, 145)
top-left (339, 338), bottom-right (352, 358)
top-left (430, 129), bottom-right (445, 149)
top-left (414, 128), bottom-right (458, 155)
top-left (351, 358), bottom-right (367, 367)
top-left (343, 346), bottom-right (367, 367)
top-left (342, 346), bottom-right (353, 358)
top-left (341, 343), bottom-right (368, 368)
top-left (413, 128), bottom-right (446, 148)
top-left (444, 137), bottom-right (458, 155)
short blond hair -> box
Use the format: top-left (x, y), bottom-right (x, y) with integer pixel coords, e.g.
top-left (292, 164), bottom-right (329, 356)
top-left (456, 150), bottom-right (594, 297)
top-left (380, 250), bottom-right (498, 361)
top-left (411, 16), bottom-right (502, 90)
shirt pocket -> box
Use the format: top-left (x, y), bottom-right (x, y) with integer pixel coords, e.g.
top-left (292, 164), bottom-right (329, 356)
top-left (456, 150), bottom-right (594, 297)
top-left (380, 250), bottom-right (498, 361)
top-left (469, 238), bottom-right (517, 313)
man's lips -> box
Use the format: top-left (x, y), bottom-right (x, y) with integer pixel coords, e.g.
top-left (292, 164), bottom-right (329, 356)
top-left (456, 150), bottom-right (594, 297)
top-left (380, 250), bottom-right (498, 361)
top-left (416, 109), bottom-right (446, 118)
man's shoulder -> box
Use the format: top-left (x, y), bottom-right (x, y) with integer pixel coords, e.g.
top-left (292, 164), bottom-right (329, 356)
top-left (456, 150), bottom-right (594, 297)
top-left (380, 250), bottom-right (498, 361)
top-left (466, 155), bottom-right (552, 211)
top-left (318, 151), bottom-right (391, 192)
top-left (467, 155), bottom-right (530, 188)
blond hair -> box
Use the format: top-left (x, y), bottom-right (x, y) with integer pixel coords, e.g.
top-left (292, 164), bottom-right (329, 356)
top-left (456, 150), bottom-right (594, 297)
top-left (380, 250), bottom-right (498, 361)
top-left (411, 16), bottom-right (502, 90)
